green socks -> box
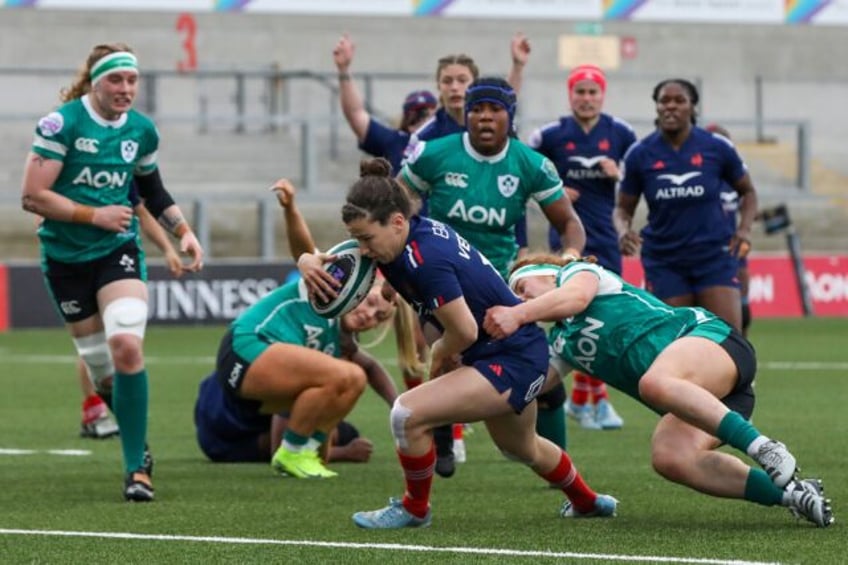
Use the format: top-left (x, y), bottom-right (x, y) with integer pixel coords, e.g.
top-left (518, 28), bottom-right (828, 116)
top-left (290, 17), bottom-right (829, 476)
top-left (536, 404), bottom-right (567, 451)
top-left (113, 369), bottom-right (149, 474)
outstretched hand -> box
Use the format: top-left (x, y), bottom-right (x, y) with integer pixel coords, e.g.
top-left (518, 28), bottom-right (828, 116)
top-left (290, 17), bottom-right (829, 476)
top-left (269, 178), bottom-right (296, 208)
top-left (333, 34), bottom-right (355, 72)
top-left (511, 32), bottom-right (531, 66)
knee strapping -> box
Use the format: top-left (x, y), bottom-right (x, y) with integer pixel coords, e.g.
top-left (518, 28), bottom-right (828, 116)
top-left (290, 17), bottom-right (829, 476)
top-left (73, 332), bottom-right (114, 390)
top-left (102, 297), bottom-right (148, 340)
top-left (390, 400), bottom-right (413, 450)
top-left (537, 381), bottom-right (566, 410)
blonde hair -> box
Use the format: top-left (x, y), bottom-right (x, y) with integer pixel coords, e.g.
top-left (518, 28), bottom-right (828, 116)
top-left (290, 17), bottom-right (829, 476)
top-left (356, 283), bottom-right (426, 382)
top-left (60, 43), bottom-right (135, 103)
top-left (393, 298), bottom-right (428, 380)
top-left (509, 253), bottom-right (597, 276)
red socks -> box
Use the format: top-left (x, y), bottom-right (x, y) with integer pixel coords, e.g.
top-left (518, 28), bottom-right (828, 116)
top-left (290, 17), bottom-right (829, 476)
top-left (399, 445), bottom-right (436, 518)
top-left (542, 451), bottom-right (597, 514)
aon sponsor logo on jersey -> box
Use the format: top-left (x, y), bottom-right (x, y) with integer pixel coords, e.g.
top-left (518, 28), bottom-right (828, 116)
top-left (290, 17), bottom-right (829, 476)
top-left (447, 199), bottom-right (507, 227)
top-left (72, 167), bottom-right (128, 189)
top-left (304, 324), bottom-right (335, 355)
top-left (570, 316), bottom-right (604, 373)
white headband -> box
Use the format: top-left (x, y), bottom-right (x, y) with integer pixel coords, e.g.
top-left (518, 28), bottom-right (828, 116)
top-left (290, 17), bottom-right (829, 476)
top-left (90, 51), bottom-right (138, 85)
top-left (507, 264), bottom-right (561, 292)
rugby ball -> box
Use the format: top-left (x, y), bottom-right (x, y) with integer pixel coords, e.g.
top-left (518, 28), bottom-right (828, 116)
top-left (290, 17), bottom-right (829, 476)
top-left (309, 239), bottom-right (377, 319)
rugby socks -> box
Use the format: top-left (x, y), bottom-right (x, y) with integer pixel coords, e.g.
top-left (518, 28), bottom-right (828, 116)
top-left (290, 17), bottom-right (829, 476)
top-left (571, 372), bottom-right (591, 406)
top-left (281, 429), bottom-right (310, 454)
top-left (112, 369), bottom-right (149, 474)
top-left (589, 377), bottom-right (609, 402)
top-left (536, 382), bottom-right (567, 450)
top-left (81, 394), bottom-right (107, 424)
top-left (542, 451), bottom-right (597, 513)
top-left (399, 445), bottom-right (436, 518)
top-left (716, 411), bottom-right (762, 454)
top-left (744, 468), bottom-right (784, 506)
top-left (402, 371), bottom-right (423, 390)
top-left (304, 431), bottom-right (328, 452)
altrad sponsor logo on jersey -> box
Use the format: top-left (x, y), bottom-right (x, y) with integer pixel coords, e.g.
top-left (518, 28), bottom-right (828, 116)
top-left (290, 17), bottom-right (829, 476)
top-left (72, 167), bottom-right (128, 189)
top-left (655, 171), bottom-right (705, 200)
top-left (566, 155), bottom-right (608, 180)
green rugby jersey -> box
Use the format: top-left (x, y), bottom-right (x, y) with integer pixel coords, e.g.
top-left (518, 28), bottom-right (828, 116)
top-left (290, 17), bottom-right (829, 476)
top-left (401, 133), bottom-right (564, 279)
top-left (548, 262), bottom-right (731, 401)
top-left (231, 280), bottom-right (341, 361)
top-left (31, 94), bottom-right (158, 263)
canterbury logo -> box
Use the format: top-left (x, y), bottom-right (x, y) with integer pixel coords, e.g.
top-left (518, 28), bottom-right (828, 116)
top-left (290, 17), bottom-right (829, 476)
top-left (74, 138), bottom-right (100, 154)
top-left (444, 172), bottom-right (468, 188)
top-left (568, 155), bottom-right (606, 168)
top-left (657, 172), bottom-right (702, 185)
top-left (60, 300), bottom-right (81, 315)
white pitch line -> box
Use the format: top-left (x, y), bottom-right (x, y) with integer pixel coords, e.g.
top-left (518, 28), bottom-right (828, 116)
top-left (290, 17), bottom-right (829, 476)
top-left (2, 353), bottom-right (848, 371)
top-left (0, 529), bottom-right (779, 565)
top-left (0, 448), bottom-right (91, 456)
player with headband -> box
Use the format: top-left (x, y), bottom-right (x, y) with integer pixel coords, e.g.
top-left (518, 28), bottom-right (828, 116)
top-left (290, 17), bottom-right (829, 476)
top-left (527, 63), bottom-right (637, 435)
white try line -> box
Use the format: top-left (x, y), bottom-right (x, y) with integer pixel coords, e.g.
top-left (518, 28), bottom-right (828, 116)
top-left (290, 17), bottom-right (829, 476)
top-left (1, 353), bottom-right (848, 371)
top-left (0, 448), bottom-right (91, 456)
top-left (0, 529), bottom-right (779, 565)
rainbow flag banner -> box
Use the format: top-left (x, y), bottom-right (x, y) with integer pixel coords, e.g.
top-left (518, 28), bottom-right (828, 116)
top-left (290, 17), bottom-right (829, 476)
top-left (604, 0), bottom-right (783, 22)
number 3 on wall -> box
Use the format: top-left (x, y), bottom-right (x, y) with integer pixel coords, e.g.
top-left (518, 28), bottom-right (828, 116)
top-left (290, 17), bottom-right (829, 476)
top-left (176, 13), bottom-right (198, 72)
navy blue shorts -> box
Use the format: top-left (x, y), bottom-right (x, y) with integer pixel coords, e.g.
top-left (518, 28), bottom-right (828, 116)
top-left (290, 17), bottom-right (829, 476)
top-left (470, 327), bottom-right (550, 414)
top-left (194, 372), bottom-right (270, 463)
top-left (643, 249), bottom-right (739, 299)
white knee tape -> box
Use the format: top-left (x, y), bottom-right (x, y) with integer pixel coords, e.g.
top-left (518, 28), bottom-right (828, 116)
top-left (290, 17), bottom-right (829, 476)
top-left (73, 332), bottom-right (114, 389)
top-left (390, 400), bottom-right (413, 450)
top-left (102, 297), bottom-right (148, 340)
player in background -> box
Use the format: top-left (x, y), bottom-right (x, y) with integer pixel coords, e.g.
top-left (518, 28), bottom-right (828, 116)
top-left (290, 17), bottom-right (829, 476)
top-left (705, 123), bottom-right (753, 336)
top-left (410, 33), bottom-right (531, 146)
top-left (614, 79), bottom-right (757, 333)
top-left (333, 34), bottom-right (437, 176)
top-left (332, 33), bottom-right (435, 394)
top-left (527, 64), bottom-right (635, 432)
top-left (484, 254), bottom-right (833, 528)
top-left (399, 77), bottom-right (585, 470)
top-left (396, 34), bottom-right (533, 473)
top-left (195, 179), bottom-right (399, 478)
top-left (21, 43), bottom-right (203, 502)
top-left (300, 157), bottom-right (615, 528)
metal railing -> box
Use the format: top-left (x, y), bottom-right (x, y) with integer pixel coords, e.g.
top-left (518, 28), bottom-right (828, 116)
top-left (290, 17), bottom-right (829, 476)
top-left (0, 66), bottom-right (816, 260)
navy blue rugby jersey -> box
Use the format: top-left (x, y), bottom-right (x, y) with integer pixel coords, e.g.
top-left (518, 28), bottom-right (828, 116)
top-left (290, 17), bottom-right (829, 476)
top-left (359, 119), bottom-right (412, 176)
top-left (619, 127), bottom-right (747, 260)
top-left (528, 113), bottom-right (636, 273)
top-left (379, 215), bottom-right (541, 364)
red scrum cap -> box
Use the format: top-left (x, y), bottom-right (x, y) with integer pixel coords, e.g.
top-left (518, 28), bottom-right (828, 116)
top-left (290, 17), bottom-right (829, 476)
top-left (567, 64), bottom-right (607, 93)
